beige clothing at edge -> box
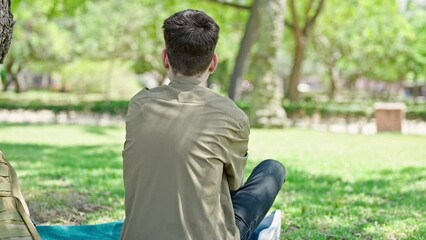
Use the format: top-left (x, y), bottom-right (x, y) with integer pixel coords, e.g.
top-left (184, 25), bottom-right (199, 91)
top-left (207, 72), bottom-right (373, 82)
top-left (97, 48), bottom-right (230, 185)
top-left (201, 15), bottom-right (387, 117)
top-left (121, 77), bottom-right (250, 240)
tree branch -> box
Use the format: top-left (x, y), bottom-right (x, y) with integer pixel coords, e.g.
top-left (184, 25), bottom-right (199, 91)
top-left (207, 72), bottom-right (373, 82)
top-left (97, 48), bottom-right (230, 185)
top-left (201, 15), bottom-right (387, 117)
top-left (305, 0), bottom-right (315, 20)
top-left (289, 0), bottom-right (303, 42)
top-left (285, 20), bottom-right (294, 30)
top-left (289, 0), bottom-right (300, 29)
top-left (303, 0), bottom-right (325, 35)
top-left (207, 0), bottom-right (251, 10)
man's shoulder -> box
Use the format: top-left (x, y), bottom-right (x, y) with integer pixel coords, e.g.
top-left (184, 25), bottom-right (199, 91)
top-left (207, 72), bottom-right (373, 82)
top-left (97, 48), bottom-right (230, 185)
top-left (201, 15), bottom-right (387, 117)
top-left (203, 88), bottom-right (249, 128)
top-left (130, 86), bottom-right (169, 102)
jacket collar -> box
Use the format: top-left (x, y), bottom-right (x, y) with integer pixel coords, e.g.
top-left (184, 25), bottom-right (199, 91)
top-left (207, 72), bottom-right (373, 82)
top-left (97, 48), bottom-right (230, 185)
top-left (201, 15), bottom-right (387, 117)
top-left (169, 77), bottom-right (202, 88)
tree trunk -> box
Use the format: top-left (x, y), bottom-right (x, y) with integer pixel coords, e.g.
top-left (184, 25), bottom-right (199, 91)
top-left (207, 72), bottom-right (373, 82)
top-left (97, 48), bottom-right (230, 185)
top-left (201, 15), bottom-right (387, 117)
top-left (285, 0), bottom-right (325, 102)
top-left (228, 4), bottom-right (259, 101)
top-left (2, 72), bottom-right (10, 91)
top-left (3, 57), bottom-right (22, 92)
top-left (288, 39), bottom-right (305, 101)
top-left (0, 0), bottom-right (14, 64)
top-left (347, 76), bottom-right (358, 99)
top-left (3, 72), bottom-right (19, 92)
top-left (104, 60), bottom-right (115, 101)
top-left (2, 59), bottom-right (12, 91)
top-left (327, 63), bottom-right (338, 100)
top-left (249, 0), bottom-right (287, 128)
top-left (0, 65), bottom-right (6, 89)
top-left (11, 71), bottom-right (20, 92)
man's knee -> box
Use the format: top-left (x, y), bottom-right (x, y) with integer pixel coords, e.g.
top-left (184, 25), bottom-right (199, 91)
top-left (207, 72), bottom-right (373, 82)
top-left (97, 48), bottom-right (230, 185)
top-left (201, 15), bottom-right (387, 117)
top-left (260, 159), bottom-right (286, 183)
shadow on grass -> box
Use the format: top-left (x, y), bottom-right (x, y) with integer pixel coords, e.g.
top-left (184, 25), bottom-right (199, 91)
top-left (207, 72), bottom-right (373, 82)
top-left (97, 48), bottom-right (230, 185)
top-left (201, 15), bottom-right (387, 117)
top-left (1, 143), bottom-right (424, 238)
top-left (1, 142), bottom-right (124, 225)
top-left (245, 160), bottom-right (426, 239)
top-left (83, 126), bottom-right (109, 136)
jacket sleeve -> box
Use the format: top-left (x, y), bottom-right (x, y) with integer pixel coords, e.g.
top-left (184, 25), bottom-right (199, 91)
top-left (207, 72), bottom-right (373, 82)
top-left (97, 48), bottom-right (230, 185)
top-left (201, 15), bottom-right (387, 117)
top-left (224, 120), bottom-right (250, 191)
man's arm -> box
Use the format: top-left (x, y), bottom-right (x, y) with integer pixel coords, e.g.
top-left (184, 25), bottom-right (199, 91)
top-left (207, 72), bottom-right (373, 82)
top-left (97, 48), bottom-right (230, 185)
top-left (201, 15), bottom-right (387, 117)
top-left (224, 123), bottom-right (250, 191)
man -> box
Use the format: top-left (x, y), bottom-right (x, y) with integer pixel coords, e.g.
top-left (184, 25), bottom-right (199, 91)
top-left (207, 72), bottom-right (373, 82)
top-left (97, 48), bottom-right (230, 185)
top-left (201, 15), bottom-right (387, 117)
top-left (122, 9), bottom-right (286, 240)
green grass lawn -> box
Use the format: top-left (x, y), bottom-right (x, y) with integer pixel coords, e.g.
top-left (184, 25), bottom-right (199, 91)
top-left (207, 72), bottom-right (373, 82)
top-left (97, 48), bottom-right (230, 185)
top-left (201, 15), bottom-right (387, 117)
top-left (0, 123), bottom-right (425, 239)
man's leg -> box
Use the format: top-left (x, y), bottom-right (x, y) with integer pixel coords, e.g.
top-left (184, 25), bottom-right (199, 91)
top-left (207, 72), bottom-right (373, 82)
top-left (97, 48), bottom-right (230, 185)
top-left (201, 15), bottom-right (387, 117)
top-left (231, 159), bottom-right (286, 240)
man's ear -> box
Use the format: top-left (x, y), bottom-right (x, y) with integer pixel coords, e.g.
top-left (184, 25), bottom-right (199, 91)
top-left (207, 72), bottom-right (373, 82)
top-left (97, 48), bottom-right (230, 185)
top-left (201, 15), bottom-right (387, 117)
top-left (208, 53), bottom-right (218, 74)
top-left (162, 49), bottom-right (169, 70)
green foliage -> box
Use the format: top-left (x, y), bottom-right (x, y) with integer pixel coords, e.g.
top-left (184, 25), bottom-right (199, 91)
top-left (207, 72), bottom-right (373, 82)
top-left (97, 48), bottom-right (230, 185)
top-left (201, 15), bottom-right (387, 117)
top-left (238, 100), bottom-right (426, 121)
top-left (5, 0), bottom-right (426, 100)
top-left (89, 101), bottom-right (128, 116)
top-left (6, 0), bottom-right (248, 95)
top-left (12, 0), bottom-right (90, 17)
top-left (72, 1), bottom-right (158, 62)
top-left (6, 0), bottom-right (74, 75)
top-left (283, 101), bottom-right (372, 119)
top-left (406, 104), bottom-right (426, 121)
top-left (406, 5), bottom-right (426, 82)
top-left (1, 90), bottom-right (426, 121)
top-left (314, 0), bottom-right (417, 83)
top-left (59, 60), bottom-right (139, 97)
top-left (0, 99), bottom-right (128, 116)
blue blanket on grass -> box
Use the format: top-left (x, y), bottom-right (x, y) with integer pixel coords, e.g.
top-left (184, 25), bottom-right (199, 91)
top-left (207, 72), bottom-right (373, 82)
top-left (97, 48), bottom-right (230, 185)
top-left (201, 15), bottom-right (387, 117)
top-left (36, 221), bottom-right (123, 240)
top-left (36, 211), bottom-right (280, 240)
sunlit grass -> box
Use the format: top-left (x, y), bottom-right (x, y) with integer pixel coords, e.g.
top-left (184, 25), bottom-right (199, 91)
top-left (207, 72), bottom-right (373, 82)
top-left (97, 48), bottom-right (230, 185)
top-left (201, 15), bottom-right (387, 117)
top-left (0, 124), bottom-right (425, 239)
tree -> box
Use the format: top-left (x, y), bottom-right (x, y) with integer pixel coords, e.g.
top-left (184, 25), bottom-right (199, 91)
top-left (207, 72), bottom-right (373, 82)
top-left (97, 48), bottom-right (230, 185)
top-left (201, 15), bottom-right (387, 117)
top-left (249, 0), bottom-right (287, 127)
top-left (313, 0), bottom-right (416, 99)
top-left (71, 0), bottom-right (152, 99)
top-left (3, 0), bottom-right (248, 95)
top-left (0, 0), bottom-right (14, 64)
top-left (2, 0), bottom-right (73, 92)
top-left (208, 0), bottom-right (287, 127)
top-left (405, 2), bottom-right (426, 85)
top-left (206, 1), bottom-right (257, 102)
top-left (227, 3), bottom-right (256, 101)
top-left (71, 0), bottom-right (248, 98)
top-left (285, 0), bottom-right (325, 101)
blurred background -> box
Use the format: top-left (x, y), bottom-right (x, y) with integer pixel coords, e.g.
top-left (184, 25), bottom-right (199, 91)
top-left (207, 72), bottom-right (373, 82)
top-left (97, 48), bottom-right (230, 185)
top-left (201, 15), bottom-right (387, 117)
top-left (0, 0), bottom-right (425, 133)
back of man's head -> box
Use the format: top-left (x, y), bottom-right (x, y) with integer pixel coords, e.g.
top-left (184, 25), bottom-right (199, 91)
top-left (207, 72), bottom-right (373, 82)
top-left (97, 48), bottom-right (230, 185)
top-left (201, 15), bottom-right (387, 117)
top-left (163, 9), bottom-right (220, 76)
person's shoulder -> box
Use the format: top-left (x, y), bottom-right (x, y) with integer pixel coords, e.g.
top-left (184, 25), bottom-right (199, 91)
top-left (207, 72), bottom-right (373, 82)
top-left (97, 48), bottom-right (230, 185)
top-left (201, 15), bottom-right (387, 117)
top-left (126, 86), bottom-right (171, 119)
top-left (203, 88), bottom-right (249, 128)
top-left (130, 86), bottom-right (169, 102)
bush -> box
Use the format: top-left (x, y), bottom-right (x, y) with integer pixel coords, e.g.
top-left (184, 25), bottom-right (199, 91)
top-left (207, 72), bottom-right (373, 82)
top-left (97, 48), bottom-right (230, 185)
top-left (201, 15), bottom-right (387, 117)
top-left (406, 106), bottom-right (426, 121)
top-left (89, 101), bottom-right (128, 115)
top-left (1, 98), bottom-right (425, 121)
top-left (282, 101), bottom-right (373, 119)
top-left (236, 100), bottom-right (425, 121)
top-left (0, 99), bottom-right (129, 116)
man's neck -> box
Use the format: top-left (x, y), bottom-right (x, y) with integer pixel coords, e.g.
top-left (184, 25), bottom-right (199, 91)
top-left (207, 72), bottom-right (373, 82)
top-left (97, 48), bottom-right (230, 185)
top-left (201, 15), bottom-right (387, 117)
top-left (168, 70), bottom-right (209, 86)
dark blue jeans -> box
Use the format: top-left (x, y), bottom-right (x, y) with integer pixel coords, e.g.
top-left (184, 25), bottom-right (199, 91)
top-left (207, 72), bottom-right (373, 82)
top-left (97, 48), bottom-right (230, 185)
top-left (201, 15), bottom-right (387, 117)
top-left (231, 160), bottom-right (286, 240)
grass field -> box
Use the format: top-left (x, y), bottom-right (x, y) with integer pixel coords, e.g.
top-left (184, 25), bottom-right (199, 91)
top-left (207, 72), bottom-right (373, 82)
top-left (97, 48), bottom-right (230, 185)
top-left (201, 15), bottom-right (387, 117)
top-left (0, 123), bottom-right (425, 239)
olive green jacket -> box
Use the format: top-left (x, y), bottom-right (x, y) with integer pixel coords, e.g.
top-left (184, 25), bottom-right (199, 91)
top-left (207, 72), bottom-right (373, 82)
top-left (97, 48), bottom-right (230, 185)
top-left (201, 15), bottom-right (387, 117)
top-left (121, 77), bottom-right (249, 240)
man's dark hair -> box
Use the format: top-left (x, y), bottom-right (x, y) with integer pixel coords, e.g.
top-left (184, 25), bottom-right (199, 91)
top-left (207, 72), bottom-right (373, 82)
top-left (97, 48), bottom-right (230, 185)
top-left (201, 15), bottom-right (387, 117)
top-left (163, 9), bottom-right (219, 76)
